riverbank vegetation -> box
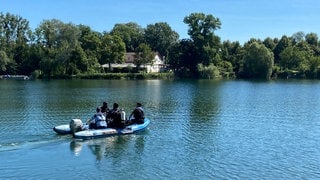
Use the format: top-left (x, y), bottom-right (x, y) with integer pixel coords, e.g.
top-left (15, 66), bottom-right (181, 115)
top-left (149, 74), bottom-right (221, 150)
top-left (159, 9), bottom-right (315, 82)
top-left (1, 12), bottom-right (320, 80)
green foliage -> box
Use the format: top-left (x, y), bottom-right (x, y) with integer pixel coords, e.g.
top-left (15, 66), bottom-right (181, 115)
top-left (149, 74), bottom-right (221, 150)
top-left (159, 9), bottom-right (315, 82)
top-left (144, 22), bottom-right (179, 58)
top-left (134, 43), bottom-right (154, 70)
top-left (273, 35), bottom-right (291, 64)
top-left (197, 63), bottom-right (221, 79)
top-left (70, 44), bottom-right (89, 74)
top-left (263, 37), bottom-right (277, 51)
top-left (280, 46), bottom-right (306, 70)
top-left (183, 13), bottom-right (221, 66)
top-left (167, 42), bottom-right (182, 72)
top-left (217, 61), bottom-right (233, 73)
top-left (242, 42), bottom-right (274, 80)
top-left (78, 24), bottom-right (101, 63)
top-left (221, 40), bottom-right (244, 74)
top-left (0, 12), bottom-right (31, 74)
top-left (35, 19), bottom-right (77, 48)
top-left (0, 50), bottom-right (10, 71)
top-left (173, 39), bottom-right (198, 74)
top-left (110, 22), bottom-right (144, 52)
top-left (39, 57), bottom-right (54, 77)
top-left (308, 56), bottom-right (320, 78)
top-left (100, 34), bottom-right (126, 70)
top-left (291, 31), bottom-right (305, 44)
top-left (0, 12), bottom-right (31, 47)
top-left (2, 11), bottom-right (320, 80)
top-left (184, 13), bottom-right (221, 41)
top-left (30, 70), bottom-right (41, 79)
top-left (305, 32), bottom-right (318, 46)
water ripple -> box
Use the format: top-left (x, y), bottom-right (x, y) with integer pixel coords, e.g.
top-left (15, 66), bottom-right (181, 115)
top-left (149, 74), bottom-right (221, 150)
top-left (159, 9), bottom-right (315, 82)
top-left (1, 80), bottom-right (320, 179)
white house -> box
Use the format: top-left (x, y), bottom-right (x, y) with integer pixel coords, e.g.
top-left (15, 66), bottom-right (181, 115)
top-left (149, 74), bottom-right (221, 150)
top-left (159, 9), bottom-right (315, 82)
top-left (146, 52), bottom-right (166, 73)
top-left (105, 52), bottom-right (166, 73)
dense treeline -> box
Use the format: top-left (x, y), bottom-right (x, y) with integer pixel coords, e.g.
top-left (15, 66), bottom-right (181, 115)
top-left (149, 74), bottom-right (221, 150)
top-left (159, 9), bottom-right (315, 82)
top-left (1, 11), bottom-right (320, 79)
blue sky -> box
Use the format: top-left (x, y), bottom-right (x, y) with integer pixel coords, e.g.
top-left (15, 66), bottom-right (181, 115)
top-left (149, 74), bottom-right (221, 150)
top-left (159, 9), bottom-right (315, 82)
top-left (1, 0), bottom-right (320, 44)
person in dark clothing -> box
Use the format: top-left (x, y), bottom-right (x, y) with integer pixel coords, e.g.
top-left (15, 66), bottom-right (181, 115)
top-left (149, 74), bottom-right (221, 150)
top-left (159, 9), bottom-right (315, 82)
top-left (100, 101), bottom-right (109, 116)
top-left (106, 103), bottom-right (122, 128)
top-left (128, 102), bottom-right (145, 124)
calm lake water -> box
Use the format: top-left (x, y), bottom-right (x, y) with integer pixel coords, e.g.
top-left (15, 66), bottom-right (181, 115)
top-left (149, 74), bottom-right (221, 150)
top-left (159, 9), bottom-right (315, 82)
top-left (0, 79), bottom-right (319, 179)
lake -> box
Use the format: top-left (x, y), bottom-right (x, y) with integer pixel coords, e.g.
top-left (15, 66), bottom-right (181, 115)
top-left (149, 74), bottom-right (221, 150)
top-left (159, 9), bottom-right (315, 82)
top-left (0, 79), bottom-right (319, 179)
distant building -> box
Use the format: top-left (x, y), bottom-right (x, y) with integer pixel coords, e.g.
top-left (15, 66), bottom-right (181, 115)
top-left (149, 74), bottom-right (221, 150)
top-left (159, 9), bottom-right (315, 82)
top-left (103, 52), bottom-right (166, 73)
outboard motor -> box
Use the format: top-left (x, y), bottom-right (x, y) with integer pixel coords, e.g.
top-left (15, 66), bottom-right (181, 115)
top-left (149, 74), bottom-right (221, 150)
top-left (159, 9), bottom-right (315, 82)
top-left (69, 119), bottom-right (83, 133)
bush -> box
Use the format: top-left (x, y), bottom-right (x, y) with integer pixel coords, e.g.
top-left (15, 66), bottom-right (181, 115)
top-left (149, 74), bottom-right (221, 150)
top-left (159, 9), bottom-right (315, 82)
top-left (31, 70), bottom-right (41, 79)
top-left (197, 63), bottom-right (221, 79)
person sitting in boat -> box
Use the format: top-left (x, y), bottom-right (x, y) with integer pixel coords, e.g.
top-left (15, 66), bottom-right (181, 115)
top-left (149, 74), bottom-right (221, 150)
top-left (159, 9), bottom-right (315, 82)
top-left (106, 103), bottom-right (123, 128)
top-left (128, 102), bottom-right (145, 124)
top-left (88, 107), bottom-right (108, 129)
top-left (100, 101), bottom-right (109, 116)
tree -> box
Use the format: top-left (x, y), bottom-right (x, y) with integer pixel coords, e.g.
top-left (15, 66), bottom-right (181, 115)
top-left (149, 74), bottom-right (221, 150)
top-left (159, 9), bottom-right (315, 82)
top-left (279, 46), bottom-right (307, 70)
top-left (39, 57), bottom-right (54, 77)
top-left (243, 42), bottom-right (274, 80)
top-left (273, 35), bottom-right (291, 64)
top-left (291, 31), bottom-right (305, 44)
top-left (69, 44), bottom-right (89, 74)
top-left (35, 19), bottom-right (80, 49)
top-left (13, 43), bottom-right (30, 74)
top-left (78, 25), bottom-right (101, 53)
top-left (167, 42), bottom-right (182, 72)
top-left (78, 25), bottom-right (101, 72)
top-left (309, 56), bottom-right (320, 78)
top-left (22, 44), bottom-right (42, 75)
top-left (100, 34), bottom-right (126, 70)
top-left (263, 37), bottom-right (277, 51)
top-left (183, 12), bottom-right (222, 66)
top-left (0, 12), bottom-right (31, 50)
top-left (167, 39), bottom-right (199, 77)
top-left (184, 13), bottom-right (221, 42)
top-left (110, 22), bottom-right (144, 52)
top-left (0, 12), bottom-right (32, 74)
top-left (221, 40), bottom-right (243, 73)
top-left (197, 63), bottom-right (220, 79)
top-left (144, 22), bottom-right (179, 58)
top-left (305, 32), bottom-right (318, 46)
top-left (35, 19), bottom-right (60, 48)
top-left (35, 19), bottom-right (84, 76)
top-left (0, 50), bottom-right (10, 72)
top-left (134, 43), bottom-right (154, 71)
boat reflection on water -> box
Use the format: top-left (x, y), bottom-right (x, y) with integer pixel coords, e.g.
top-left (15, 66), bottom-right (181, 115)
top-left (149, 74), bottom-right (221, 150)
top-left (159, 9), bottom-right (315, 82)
top-left (69, 140), bottom-right (83, 156)
top-left (69, 135), bottom-right (146, 161)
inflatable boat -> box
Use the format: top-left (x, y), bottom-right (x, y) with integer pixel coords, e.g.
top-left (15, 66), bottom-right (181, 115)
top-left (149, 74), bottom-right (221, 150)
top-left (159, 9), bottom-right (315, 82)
top-left (53, 124), bottom-right (73, 135)
top-left (53, 119), bottom-right (86, 135)
top-left (53, 118), bottom-right (150, 140)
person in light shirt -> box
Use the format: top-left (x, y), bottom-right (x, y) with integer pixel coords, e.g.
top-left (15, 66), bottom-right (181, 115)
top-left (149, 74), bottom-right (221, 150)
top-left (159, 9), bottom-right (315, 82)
top-left (88, 107), bottom-right (107, 129)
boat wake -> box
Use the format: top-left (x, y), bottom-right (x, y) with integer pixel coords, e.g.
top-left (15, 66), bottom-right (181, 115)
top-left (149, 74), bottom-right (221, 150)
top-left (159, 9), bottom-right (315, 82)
top-left (0, 137), bottom-right (70, 152)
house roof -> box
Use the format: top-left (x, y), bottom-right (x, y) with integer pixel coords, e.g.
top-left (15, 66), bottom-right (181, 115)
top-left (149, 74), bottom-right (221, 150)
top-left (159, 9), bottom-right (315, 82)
top-left (125, 52), bottom-right (163, 63)
top-left (125, 52), bottom-right (135, 63)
